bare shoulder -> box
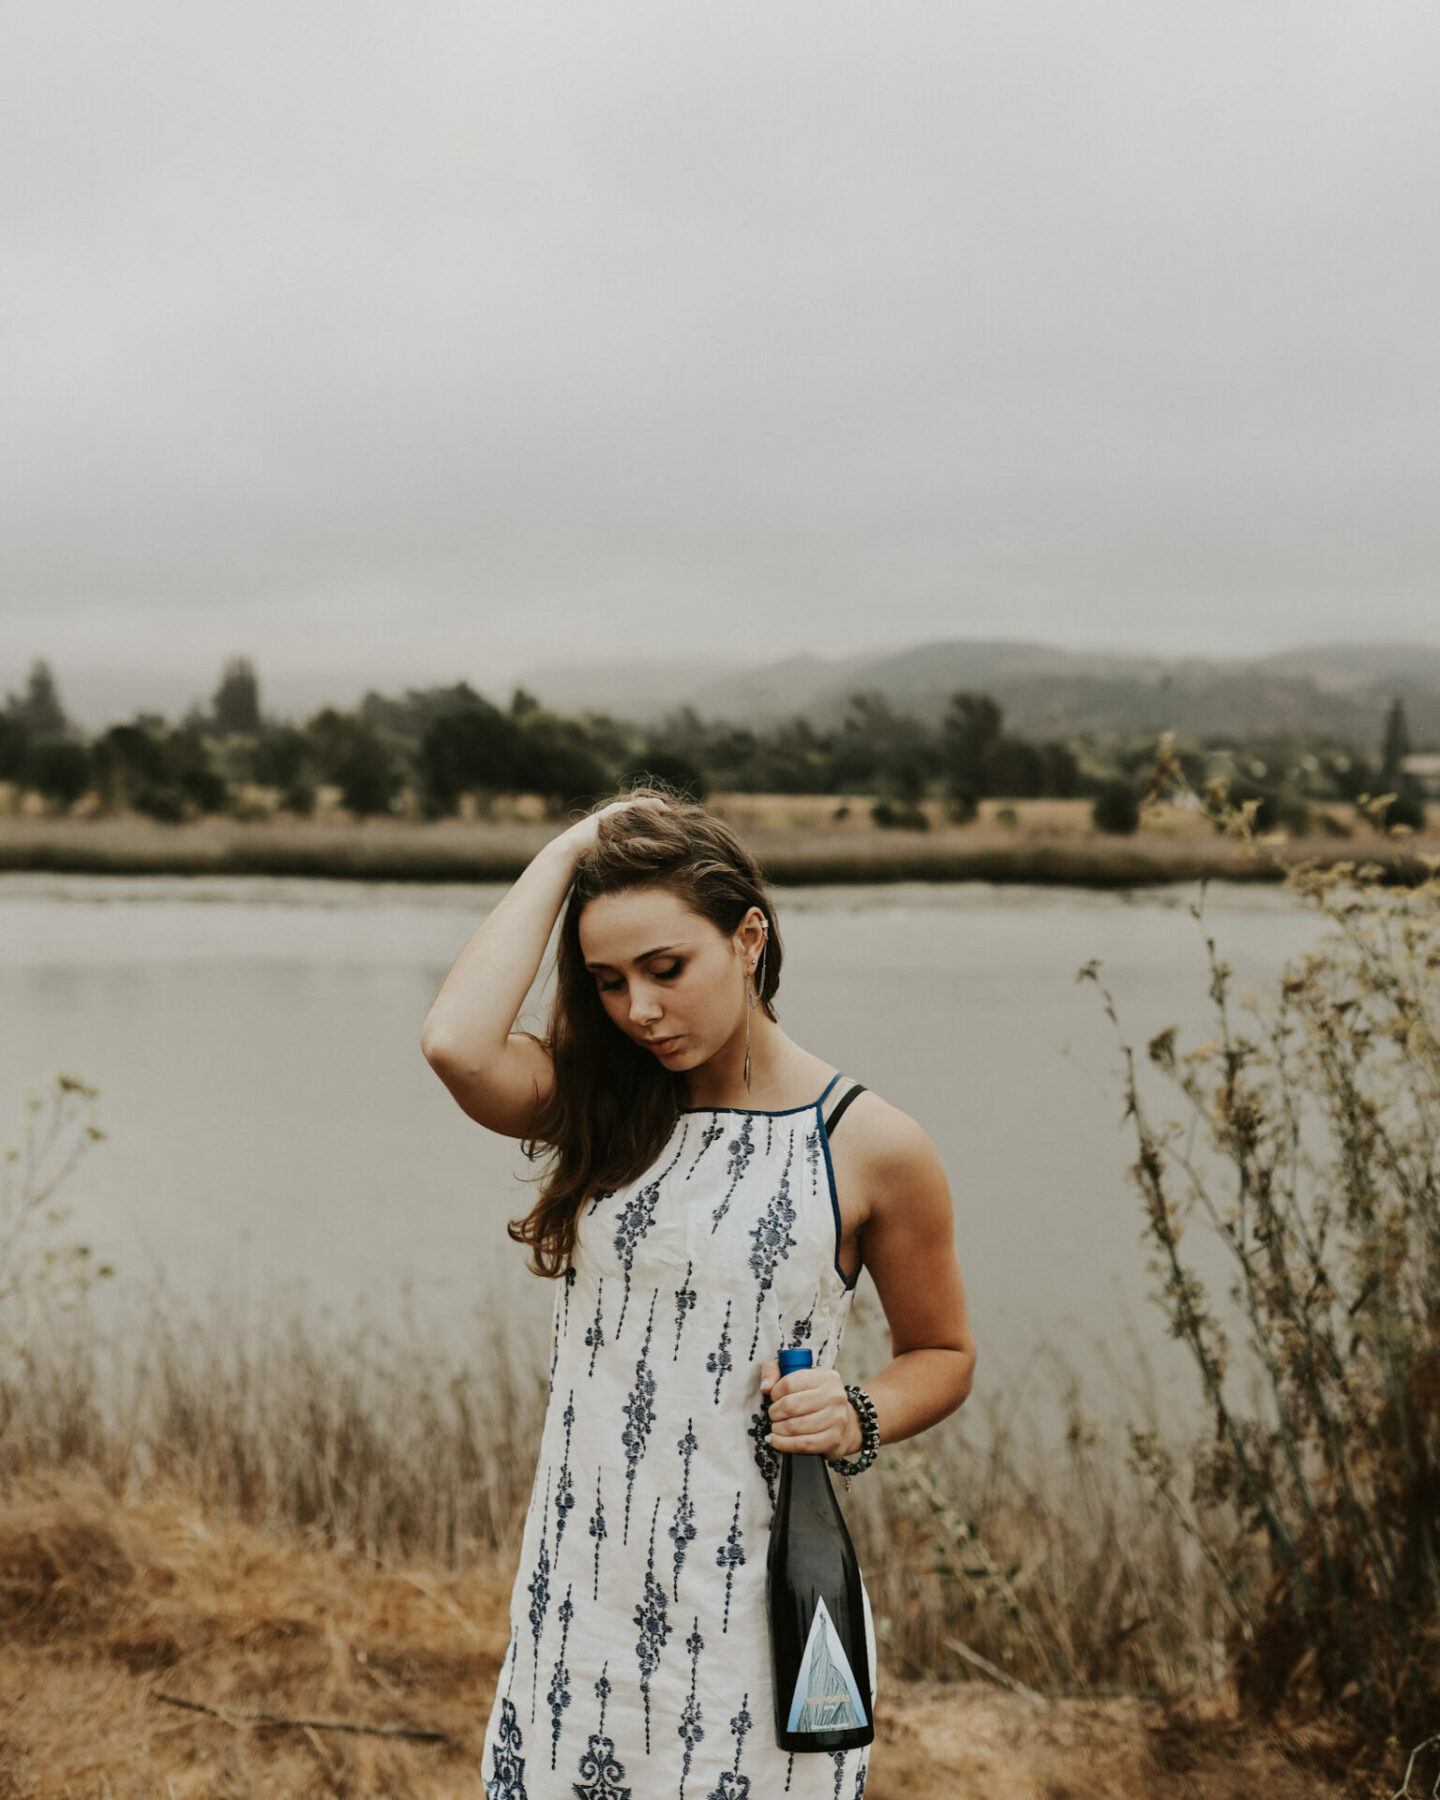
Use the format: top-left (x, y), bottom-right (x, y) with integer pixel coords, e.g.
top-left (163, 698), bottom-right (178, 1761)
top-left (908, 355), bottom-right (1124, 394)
top-left (827, 1087), bottom-right (950, 1237)
top-left (839, 1088), bottom-right (945, 1183)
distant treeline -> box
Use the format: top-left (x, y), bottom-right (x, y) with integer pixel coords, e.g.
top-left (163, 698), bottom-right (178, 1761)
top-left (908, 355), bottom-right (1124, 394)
top-left (0, 655), bottom-right (1428, 832)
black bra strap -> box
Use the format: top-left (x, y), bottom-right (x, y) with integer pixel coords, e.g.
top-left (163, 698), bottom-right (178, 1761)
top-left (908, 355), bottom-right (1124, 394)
top-left (824, 1082), bottom-right (867, 1137)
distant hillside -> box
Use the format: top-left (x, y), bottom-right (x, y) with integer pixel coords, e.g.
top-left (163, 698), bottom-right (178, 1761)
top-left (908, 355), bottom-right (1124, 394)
top-left (521, 639), bottom-right (1440, 746)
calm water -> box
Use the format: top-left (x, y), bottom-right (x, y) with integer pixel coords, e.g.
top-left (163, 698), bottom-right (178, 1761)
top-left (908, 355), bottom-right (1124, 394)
top-left (1, 872), bottom-right (1332, 1420)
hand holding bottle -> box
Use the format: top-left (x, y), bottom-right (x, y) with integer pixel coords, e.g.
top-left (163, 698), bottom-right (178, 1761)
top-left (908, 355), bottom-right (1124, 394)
top-left (760, 1359), bottom-right (864, 1459)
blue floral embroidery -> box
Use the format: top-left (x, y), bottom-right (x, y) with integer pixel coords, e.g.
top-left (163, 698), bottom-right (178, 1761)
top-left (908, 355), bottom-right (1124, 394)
top-left (831, 1750), bottom-right (846, 1799)
top-left (526, 1468), bottom-right (552, 1723)
top-left (585, 1277), bottom-right (606, 1378)
top-left (484, 1694), bottom-right (529, 1799)
top-left (614, 1135), bottom-right (686, 1338)
top-left (554, 1392), bottom-right (576, 1554)
top-left (711, 1115), bottom-right (755, 1232)
top-left (678, 1616), bottom-right (705, 1800)
top-left (574, 1732), bottom-right (631, 1800)
top-left (705, 1692), bottom-right (754, 1800)
top-left (715, 1490), bottom-right (745, 1634)
top-left (765, 1115), bottom-right (774, 1157)
top-left (574, 1663), bottom-right (630, 1800)
top-left (805, 1124), bottom-right (823, 1185)
top-left (746, 1402), bottom-right (779, 1506)
top-left (588, 1468), bottom-right (607, 1603)
top-left (546, 1584), bottom-right (574, 1770)
top-left (854, 1760), bottom-right (868, 1797)
top-left (634, 1495), bottom-right (672, 1755)
top-left (669, 1418), bottom-right (698, 1600)
top-left (746, 1141), bottom-right (798, 1358)
top-left (620, 1291), bottom-right (658, 1544)
top-left (673, 1261), bottom-right (697, 1361)
top-left (789, 1305), bottom-right (815, 1347)
top-left (706, 1298), bottom-right (733, 1404)
top-left (612, 1176), bottom-right (662, 1341)
top-left (553, 1267), bottom-right (576, 1382)
top-left (686, 1113), bottom-right (724, 1178)
top-left (785, 1751), bottom-right (795, 1792)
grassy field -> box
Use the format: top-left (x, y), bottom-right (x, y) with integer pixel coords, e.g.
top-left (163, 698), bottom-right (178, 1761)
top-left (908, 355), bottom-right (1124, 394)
top-left (0, 1471), bottom-right (1346, 1800)
top-left (0, 798), bottom-right (1431, 886)
top-left (0, 1284), bottom-right (1365, 1798)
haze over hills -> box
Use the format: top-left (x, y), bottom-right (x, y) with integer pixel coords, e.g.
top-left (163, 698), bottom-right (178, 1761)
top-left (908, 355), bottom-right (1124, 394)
top-left (521, 640), bottom-right (1440, 746)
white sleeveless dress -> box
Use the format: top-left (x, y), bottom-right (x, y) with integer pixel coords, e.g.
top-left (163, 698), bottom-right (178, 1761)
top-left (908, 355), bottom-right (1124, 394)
top-left (481, 1073), bottom-right (876, 1799)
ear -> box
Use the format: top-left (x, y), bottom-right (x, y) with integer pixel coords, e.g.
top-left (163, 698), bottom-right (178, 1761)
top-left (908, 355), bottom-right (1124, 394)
top-left (733, 906), bottom-right (768, 970)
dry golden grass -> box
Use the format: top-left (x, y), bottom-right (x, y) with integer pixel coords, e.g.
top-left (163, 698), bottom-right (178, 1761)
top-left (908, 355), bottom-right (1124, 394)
top-left (1, 808), bottom-right (1429, 887)
top-left (0, 1469), bottom-right (1354, 1800)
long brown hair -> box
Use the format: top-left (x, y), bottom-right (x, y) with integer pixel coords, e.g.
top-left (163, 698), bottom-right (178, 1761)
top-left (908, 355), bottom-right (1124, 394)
top-left (508, 789), bottom-right (782, 1277)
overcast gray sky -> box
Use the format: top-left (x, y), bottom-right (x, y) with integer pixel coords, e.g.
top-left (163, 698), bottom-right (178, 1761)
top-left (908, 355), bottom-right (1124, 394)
top-left (3, 1), bottom-right (1438, 726)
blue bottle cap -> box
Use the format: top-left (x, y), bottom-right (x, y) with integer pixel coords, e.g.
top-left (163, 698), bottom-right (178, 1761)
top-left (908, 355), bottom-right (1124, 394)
top-left (777, 1347), bottom-right (814, 1374)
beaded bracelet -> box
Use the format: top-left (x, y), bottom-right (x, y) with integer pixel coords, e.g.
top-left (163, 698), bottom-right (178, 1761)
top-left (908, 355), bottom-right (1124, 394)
top-left (827, 1383), bottom-right (880, 1477)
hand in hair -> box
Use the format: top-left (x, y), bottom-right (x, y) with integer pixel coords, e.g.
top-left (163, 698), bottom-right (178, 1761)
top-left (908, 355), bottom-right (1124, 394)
top-left (563, 792), bottom-right (671, 855)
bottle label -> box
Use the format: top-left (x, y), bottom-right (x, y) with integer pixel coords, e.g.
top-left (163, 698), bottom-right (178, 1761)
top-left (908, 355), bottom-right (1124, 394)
top-left (784, 1597), bottom-right (869, 1732)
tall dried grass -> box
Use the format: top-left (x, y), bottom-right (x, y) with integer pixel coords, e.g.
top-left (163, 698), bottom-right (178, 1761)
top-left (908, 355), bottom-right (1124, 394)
top-left (1075, 743), bottom-right (1440, 1790)
top-left (2, 809), bottom-right (1430, 886)
top-left (0, 1241), bottom-right (1230, 1712)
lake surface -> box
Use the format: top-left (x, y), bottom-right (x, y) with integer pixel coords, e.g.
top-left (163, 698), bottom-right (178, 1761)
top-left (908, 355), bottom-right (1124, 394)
top-left (1, 872), bottom-right (1333, 1427)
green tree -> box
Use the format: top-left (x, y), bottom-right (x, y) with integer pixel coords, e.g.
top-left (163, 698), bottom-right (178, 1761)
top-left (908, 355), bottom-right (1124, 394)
top-left (1379, 695), bottom-right (1411, 784)
top-left (941, 691), bottom-right (1003, 806)
top-left (1092, 779), bottom-right (1139, 834)
top-left (831, 692), bottom-right (937, 799)
top-left (333, 722), bottom-right (405, 817)
top-left (1038, 741), bottom-right (1080, 798)
top-left (981, 735), bottom-right (1045, 798)
top-left (513, 709), bottom-right (610, 806)
top-left (212, 656), bottom-right (261, 736)
top-left (27, 740), bottom-right (92, 811)
top-left (92, 718), bottom-right (225, 820)
top-left (419, 699), bottom-right (520, 813)
top-left (4, 659), bottom-right (67, 737)
top-left (0, 715), bottom-right (30, 783)
top-left (249, 725), bottom-right (314, 792)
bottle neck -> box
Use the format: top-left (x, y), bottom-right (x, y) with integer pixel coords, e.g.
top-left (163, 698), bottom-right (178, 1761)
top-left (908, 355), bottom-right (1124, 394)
top-left (780, 1448), bottom-right (835, 1500)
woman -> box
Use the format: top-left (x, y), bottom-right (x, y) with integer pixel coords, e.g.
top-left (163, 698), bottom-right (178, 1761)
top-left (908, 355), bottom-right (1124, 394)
top-left (421, 791), bottom-right (975, 1798)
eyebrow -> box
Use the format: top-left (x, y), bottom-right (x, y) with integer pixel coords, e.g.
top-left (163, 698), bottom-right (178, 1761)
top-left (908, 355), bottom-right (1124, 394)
top-left (584, 943), bottom-right (682, 972)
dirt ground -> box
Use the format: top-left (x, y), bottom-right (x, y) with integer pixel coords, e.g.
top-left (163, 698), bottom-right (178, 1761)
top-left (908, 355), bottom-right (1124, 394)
top-left (0, 1473), bottom-right (1360, 1799)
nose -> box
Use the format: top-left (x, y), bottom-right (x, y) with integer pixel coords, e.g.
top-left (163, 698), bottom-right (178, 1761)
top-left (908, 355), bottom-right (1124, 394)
top-left (629, 982), bottom-right (662, 1027)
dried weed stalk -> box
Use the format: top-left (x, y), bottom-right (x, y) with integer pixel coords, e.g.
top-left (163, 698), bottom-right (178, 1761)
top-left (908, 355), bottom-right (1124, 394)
top-left (1081, 739), bottom-right (1440, 1762)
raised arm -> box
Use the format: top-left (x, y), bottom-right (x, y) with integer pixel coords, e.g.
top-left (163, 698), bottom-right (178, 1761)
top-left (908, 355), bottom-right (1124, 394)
top-left (418, 831), bottom-right (575, 1137)
top-left (421, 795), bottom-right (643, 1136)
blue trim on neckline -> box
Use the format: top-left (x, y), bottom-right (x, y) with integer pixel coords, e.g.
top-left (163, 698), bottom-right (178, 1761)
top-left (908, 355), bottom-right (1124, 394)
top-left (677, 1071), bottom-right (844, 1119)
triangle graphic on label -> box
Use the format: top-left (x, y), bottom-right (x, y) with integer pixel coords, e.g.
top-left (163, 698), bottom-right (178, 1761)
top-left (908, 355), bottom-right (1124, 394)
top-left (785, 1596), bottom-right (868, 1732)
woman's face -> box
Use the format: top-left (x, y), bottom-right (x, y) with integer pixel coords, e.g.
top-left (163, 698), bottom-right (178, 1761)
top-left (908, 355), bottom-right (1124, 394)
top-left (577, 885), bottom-right (761, 1071)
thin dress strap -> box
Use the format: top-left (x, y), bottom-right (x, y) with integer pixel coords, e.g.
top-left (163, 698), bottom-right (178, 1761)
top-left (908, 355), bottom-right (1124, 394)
top-left (815, 1070), bottom-right (844, 1108)
top-left (824, 1079), bottom-right (868, 1137)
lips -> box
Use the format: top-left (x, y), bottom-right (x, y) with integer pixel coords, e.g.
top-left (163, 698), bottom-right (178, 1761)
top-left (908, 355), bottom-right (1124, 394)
top-left (643, 1035), bottom-right (682, 1054)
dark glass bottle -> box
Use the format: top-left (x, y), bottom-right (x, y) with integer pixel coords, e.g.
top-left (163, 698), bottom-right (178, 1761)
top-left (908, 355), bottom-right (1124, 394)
top-left (765, 1346), bottom-right (874, 1752)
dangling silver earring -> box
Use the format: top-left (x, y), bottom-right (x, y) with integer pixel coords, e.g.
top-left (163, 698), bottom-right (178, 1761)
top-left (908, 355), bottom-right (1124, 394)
top-left (743, 928), bottom-right (768, 1091)
top-left (743, 961), bottom-right (754, 1090)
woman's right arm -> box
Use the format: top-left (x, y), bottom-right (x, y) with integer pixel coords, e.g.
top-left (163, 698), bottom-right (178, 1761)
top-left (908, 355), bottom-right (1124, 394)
top-left (418, 830), bottom-right (584, 1139)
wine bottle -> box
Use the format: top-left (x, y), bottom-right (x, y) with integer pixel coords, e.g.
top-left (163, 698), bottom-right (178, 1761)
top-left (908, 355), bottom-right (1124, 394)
top-left (765, 1346), bottom-right (875, 1752)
